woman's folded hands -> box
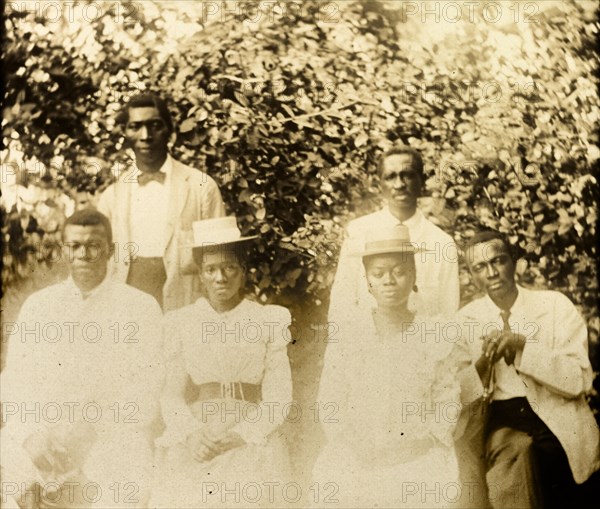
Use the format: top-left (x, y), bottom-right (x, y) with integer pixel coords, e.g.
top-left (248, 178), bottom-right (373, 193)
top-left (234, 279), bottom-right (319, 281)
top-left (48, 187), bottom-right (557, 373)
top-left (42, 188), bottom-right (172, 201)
top-left (186, 426), bottom-right (246, 463)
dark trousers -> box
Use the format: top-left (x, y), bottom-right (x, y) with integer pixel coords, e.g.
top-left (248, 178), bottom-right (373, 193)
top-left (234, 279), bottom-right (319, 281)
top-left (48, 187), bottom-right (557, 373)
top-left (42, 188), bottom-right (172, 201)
top-left (455, 400), bottom-right (492, 508)
top-left (126, 256), bottom-right (167, 309)
top-left (485, 398), bottom-right (577, 509)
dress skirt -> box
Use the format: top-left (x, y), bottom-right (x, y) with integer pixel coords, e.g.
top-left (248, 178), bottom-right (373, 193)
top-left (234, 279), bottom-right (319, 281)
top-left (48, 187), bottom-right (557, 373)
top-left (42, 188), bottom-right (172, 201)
top-left (312, 441), bottom-right (460, 508)
top-left (149, 398), bottom-right (291, 509)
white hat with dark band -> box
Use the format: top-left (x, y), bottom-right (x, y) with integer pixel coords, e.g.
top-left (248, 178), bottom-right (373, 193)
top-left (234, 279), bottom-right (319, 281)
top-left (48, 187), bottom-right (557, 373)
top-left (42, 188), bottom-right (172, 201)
top-left (353, 224), bottom-right (427, 258)
top-left (189, 217), bottom-right (257, 250)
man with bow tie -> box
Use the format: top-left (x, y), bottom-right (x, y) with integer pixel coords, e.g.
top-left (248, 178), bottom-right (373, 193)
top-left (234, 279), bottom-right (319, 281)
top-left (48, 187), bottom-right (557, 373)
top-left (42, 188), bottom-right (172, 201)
top-left (455, 230), bottom-right (600, 508)
top-left (98, 93), bottom-right (226, 311)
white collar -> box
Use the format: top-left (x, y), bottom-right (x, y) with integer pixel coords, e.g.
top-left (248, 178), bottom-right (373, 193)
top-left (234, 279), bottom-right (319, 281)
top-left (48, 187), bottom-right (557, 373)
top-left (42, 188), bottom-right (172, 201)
top-left (483, 284), bottom-right (525, 316)
top-left (129, 153), bottom-right (173, 177)
top-left (158, 153), bottom-right (173, 175)
top-left (195, 296), bottom-right (248, 317)
top-left (382, 205), bottom-right (424, 228)
top-left (65, 273), bottom-right (111, 300)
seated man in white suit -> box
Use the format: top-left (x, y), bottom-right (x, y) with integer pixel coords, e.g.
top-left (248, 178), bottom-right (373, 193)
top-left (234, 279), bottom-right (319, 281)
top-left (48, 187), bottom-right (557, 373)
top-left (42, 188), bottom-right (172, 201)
top-left (1, 209), bottom-right (164, 508)
top-left (455, 229), bottom-right (600, 508)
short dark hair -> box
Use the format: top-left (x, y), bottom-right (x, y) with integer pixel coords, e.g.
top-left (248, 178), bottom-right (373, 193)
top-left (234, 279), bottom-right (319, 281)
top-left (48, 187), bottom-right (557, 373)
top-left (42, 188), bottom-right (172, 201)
top-left (377, 145), bottom-right (425, 181)
top-left (118, 93), bottom-right (174, 134)
top-left (463, 229), bottom-right (519, 264)
top-left (63, 209), bottom-right (113, 245)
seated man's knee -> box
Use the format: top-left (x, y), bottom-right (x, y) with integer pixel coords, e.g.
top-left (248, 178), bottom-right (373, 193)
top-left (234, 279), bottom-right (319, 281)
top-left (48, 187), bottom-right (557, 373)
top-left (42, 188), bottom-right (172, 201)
top-left (486, 427), bottom-right (532, 468)
top-left (485, 428), bottom-right (534, 508)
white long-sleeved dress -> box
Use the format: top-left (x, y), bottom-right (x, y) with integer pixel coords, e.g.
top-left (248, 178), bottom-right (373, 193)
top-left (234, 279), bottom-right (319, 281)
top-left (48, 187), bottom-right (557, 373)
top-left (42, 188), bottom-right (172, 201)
top-left (151, 298), bottom-right (293, 508)
top-left (313, 308), bottom-right (462, 508)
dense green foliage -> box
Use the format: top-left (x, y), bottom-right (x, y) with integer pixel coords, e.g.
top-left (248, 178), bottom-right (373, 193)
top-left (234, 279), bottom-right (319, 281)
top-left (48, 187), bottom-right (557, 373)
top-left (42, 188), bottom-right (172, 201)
top-left (2, 0), bottom-right (598, 362)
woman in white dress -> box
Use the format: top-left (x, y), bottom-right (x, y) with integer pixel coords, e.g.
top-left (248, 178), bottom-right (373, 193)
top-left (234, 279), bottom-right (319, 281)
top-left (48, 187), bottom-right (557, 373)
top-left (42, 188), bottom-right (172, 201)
top-left (151, 217), bottom-right (293, 508)
top-left (313, 224), bottom-right (462, 508)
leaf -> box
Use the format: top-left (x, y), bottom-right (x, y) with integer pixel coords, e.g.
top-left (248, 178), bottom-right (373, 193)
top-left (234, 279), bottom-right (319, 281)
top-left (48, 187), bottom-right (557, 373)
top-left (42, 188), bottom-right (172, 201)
top-left (460, 131), bottom-right (476, 143)
top-left (180, 118), bottom-right (196, 133)
top-left (280, 103), bottom-right (295, 118)
top-left (558, 222), bottom-right (572, 236)
top-left (239, 189), bottom-right (252, 203)
top-left (287, 268), bottom-right (303, 284)
top-left (354, 132), bottom-right (368, 148)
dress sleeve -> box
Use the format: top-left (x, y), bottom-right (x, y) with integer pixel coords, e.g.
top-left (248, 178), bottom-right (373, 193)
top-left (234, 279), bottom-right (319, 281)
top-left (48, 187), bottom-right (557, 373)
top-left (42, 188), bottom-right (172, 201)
top-left (316, 313), bottom-right (353, 443)
top-left (232, 306), bottom-right (293, 445)
top-left (454, 310), bottom-right (486, 404)
top-left (426, 343), bottom-right (462, 448)
top-left (156, 314), bottom-right (199, 448)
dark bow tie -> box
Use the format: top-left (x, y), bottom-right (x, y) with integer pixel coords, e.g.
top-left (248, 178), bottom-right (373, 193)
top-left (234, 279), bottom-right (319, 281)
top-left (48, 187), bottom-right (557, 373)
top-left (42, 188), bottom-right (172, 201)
top-left (137, 171), bottom-right (166, 186)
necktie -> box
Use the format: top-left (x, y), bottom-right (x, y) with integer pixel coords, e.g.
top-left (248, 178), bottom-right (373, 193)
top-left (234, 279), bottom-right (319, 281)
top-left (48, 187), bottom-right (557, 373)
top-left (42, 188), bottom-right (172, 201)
top-left (482, 308), bottom-right (511, 413)
top-left (137, 171), bottom-right (166, 186)
top-left (500, 308), bottom-right (514, 365)
top-left (500, 309), bottom-right (511, 332)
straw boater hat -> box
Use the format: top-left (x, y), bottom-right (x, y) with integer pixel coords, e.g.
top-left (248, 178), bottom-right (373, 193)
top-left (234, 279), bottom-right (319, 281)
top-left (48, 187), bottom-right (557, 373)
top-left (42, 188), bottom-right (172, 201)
top-left (354, 224), bottom-right (426, 258)
top-left (189, 216), bottom-right (257, 251)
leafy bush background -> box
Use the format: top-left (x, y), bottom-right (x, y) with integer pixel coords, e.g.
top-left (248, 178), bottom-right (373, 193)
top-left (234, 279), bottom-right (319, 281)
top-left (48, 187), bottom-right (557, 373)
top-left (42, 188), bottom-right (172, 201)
top-left (2, 0), bottom-right (599, 421)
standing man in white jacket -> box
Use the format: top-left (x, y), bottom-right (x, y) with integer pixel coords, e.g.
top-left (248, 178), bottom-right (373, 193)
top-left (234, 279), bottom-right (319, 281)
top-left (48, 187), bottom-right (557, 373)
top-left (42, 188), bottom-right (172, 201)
top-left (98, 92), bottom-right (225, 311)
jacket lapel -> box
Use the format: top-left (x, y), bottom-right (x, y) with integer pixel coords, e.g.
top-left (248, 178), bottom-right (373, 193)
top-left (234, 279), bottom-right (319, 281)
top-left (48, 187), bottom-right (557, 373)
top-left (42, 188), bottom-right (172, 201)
top-left (513, 286), bottom-right (548, 325)
top-left (117, 166), bottom-right (135, 262)
top-left (165, 159), bottom-right (190, 250)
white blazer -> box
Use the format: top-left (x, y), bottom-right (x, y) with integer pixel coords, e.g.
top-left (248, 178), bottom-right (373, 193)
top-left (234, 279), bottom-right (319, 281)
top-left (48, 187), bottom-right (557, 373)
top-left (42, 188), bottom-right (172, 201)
top-left (98, 157), bottom-right (225, 311)
top-left (456, 286), bottom-right (600, 483)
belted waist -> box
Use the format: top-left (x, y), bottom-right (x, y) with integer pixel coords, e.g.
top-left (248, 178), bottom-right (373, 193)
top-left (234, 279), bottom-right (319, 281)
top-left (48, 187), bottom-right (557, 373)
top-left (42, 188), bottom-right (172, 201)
top-left (193, 382), bottom-right (262, 404)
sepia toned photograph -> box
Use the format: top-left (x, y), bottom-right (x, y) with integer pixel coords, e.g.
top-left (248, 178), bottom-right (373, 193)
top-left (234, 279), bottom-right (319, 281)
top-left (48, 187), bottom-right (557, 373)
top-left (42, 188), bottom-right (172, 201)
top-left (1, 1), bottom-right (599, 507)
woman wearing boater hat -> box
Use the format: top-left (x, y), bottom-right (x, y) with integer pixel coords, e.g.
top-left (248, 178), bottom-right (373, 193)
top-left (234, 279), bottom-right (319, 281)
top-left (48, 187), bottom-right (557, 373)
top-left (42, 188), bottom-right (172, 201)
top-left (151, 217), bottom-right (292, 508)
top-left (313, 224), bottom-right (463, 508)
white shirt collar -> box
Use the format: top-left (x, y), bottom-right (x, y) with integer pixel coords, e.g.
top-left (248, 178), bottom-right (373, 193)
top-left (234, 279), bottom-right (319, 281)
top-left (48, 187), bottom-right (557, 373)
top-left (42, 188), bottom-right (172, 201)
top-left (158, 153), bottom-right (173, 175)
top-left (483, 284), bottom-right (524, 316)
top-left (195, 296), bottom-right (248, 318)
top-left (130, 153), bottom-right (173, 179)
top-left (382, 204), bottom-right (424, 229)
top-left (65, 273), bottom-right (111, 300)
